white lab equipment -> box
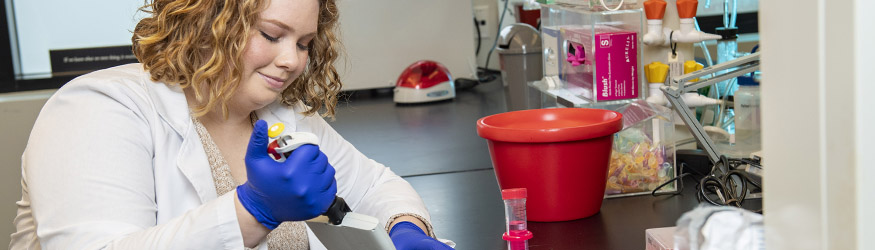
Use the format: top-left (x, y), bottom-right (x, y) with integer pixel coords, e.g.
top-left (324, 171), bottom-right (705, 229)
top-left (645, 61), bottom-right (671, 105)
top-left (644, 61), bottom-right (722, 108)
top-left (642, 0), bottom-right (721, 46)
top-left (642, 0), bottom-right (668, 45)
top-left (661, 52), bottom-right (759, 164)
top-left (393, 60), bottom-right (456, 104)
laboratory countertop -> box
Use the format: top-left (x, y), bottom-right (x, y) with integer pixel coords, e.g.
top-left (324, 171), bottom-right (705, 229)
top-left (332, 76), bottom-right (763, 249)
top-left (406, 168), bottom-right (762, 250)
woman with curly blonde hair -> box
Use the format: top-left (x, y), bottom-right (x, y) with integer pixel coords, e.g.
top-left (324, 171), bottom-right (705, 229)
top-left (9, 0), bottom-right (453, 249)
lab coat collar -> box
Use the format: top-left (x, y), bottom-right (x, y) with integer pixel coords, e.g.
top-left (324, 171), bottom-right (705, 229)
top-left (142, 68), bottom-right (298, 203)
top-left (145, 77), bottom-right (190, 136)
top-left (142, 75), bottom-right (215, 203)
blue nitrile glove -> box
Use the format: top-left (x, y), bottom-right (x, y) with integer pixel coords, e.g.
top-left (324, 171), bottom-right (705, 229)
top-left (236, 120), bottom-right (337, 229)
top-left (389, 221), bottom-right (454, 250)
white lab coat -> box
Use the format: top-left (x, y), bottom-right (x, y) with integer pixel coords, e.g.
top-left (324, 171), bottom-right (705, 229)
top-left (10, 64), bottom-right (433, 249)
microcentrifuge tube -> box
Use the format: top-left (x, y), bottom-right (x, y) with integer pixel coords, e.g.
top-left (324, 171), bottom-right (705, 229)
top-left (501, 188), bottom-right (533, 250)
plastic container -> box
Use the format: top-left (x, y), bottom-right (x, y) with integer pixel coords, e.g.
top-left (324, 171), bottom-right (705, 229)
top-left (514, 2), bottom-right (542, 29)
top-left (540, 4), bottom-right (644, 103)
top-left (541, 26), bottom-right (561, 78)
top-left (477, 108), bottom-right (623, 221)
top-left (501, 188), bottom-right (533, 250)
top-left (732, 76), bottom-right (761, 155)
top-left (553, 0), bottom-right (641, 11)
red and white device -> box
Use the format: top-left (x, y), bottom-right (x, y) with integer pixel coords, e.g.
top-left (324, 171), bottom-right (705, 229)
top-left (393, 60), bottom-right (455, 104)
top-left (266, 123), bottom-right (320, 162)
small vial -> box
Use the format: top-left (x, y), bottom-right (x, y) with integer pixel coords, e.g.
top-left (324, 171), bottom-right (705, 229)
top-left (502, 188), bottom-right (533, 250)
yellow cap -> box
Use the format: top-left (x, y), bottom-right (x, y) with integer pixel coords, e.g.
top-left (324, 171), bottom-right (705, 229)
top-left (268, 123), bottom-right (285, 138)
top-left (645, 62), bottom-right (669, 84)
top-left (684, 61), bottom-right (704, 82)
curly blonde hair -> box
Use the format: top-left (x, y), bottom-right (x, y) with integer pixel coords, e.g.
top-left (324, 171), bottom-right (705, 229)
top-left (132, 0), bottom-right (343, 118)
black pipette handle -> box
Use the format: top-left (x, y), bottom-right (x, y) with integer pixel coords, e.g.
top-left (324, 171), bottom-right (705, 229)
top-left (324, 196), bottom-right (351, 225)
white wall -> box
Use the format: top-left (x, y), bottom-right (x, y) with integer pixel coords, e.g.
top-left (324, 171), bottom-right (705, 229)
top-left (335, 0), bottom-right (478, 90)
top-left (0, 90), bottom-right (54, 248)
top-left (472, 0), bottom-right (501, 71)
top-left (761, 0), bottom-right (873, 249)
top-left (5, 0), bottom-right (479, 89)
top-left (855, 0), bottom-right (875, 248)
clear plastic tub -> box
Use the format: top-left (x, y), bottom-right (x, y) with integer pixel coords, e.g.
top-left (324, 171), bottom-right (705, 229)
top-left (540, 3), bottom-right (644, 103)
top-left (553, 0), bottom-right (642, 11)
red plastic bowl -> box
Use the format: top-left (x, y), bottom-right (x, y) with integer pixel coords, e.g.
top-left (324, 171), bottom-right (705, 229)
top-left (477, 108), bottom-right (622, 221)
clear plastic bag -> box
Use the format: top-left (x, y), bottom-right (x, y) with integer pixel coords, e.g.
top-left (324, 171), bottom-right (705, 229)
top-left (605, 100), bottom-right (676, 197)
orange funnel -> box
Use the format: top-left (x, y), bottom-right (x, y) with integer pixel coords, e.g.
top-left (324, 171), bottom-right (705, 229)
top-left (676, 0), bottom-right (699, 19)
top-left (643, 0), bottom-right (667, 20)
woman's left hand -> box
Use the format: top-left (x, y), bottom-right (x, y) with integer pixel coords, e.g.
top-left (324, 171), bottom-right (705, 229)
top-left (389, 221), bottom-right (454, 250)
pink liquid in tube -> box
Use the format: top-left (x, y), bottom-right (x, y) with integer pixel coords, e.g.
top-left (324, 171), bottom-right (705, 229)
top-left (502, 189), bottom-right (533, 250)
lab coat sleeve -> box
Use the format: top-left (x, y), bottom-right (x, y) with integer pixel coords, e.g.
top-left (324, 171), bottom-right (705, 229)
top-left (300, 109), bottom-right (433, 233)
top-left (24, 78), bottom-right (243, 249)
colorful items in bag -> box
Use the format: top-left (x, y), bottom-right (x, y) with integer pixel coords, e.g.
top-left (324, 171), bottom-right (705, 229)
top-left (606, 127), bottom-right (673, 194)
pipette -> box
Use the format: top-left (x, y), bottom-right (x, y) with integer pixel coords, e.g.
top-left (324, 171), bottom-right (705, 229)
top-left (267, 122), bottom-right (351, 225)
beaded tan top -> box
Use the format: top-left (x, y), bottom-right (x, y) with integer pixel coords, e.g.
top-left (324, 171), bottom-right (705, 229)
top-left (192, 117), bottom-right (309, 250)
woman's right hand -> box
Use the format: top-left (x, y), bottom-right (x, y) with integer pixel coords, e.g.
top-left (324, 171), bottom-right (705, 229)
top-left (236, 120), bottom-right (337, 230)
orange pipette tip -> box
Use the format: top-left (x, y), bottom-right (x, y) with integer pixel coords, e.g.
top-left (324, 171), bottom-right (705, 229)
top-left (643, 0), bottom-right (667, 20)
top-left (676, 0), bottom-right (699, 19)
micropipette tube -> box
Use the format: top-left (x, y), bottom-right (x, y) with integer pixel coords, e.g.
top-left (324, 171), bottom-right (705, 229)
top-left (501, 188), bottom-right (533, 250)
